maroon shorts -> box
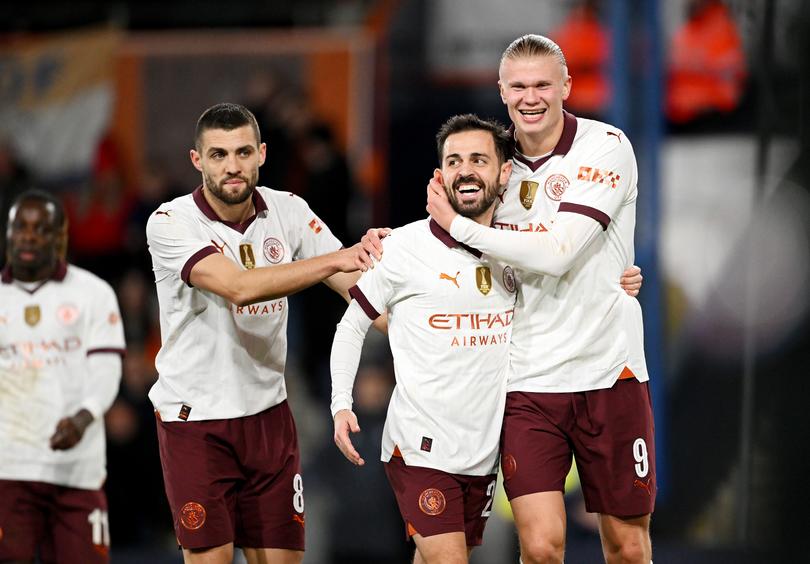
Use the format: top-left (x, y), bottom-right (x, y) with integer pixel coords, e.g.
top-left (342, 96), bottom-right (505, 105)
top-left (0, 480), bottom-right (109, 563)
top-left (156, 400), bottom-right (305, 551)
top-left (383, 455), bottom-right (497, 547)
top-left (501, 379), bottom-right (656, 517)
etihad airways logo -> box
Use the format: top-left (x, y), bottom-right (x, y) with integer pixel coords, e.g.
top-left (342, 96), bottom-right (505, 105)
top-left (493, 221), bottom-right (548, 232)
top-left (428, 309), bottom-right (514, 330)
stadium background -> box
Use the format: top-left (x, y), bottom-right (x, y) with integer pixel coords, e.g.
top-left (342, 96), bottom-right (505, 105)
top-left (1, 0), bottom-right (808, 562)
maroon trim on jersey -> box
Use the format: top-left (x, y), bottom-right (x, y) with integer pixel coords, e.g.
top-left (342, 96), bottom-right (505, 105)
top-left (512, 111), bottom-right (578, 172)
top-left (1, 260), bottom-right (68, 287)
top-left (428, 219), bottom-right (483, 259)
top-left (192, 185), bottom-right (269, 234)
top-left (349, 285), bottom-right (381, 320)
top-left (559, 202), bottom-right (610, 231)
top-left (87, 347), bottom-right (127, 357)
top-left (181, 246), bottom-right (219, 286)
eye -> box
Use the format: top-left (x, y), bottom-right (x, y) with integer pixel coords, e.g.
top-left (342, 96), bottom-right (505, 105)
top-left (239, 148), bottom-right (253, 157)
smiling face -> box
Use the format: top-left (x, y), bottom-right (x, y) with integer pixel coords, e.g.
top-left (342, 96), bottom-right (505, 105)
top-left (440, 129), bottom-right (512, 221)
top-left (498, 54), bottom-right (571, 155)
top-left (190, 125), bottom-right (266, 206)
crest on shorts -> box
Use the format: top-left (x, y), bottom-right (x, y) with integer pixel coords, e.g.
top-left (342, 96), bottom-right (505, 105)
top-left (503, 266), bottom-right (516, 293)
top-left (520, 180), bottom-right (540, 210)
top-left (239, 244), bottom-right (256, 269)
top-left (24, 305), bottom-right (41, 327)
top-left (544, 174), bottom-right (569, 201)
top-left (263, 237), bottom-right (285, 264)
top-left (179, 501), bottom-right (206, 530)
top-left (502, 454), bottom-right (517, 480)
top-left (418, 488), bottom-right (446, 516)
top-left (476, 266), bottom-right (492, 296)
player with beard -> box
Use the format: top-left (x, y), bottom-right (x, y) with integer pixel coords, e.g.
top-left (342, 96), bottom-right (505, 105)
top-left (145, 103), bottom-right (375, 564)
top-left (330, 114), bottom-right (517, 564)
top-left (427, 35), bottom-right (655, 564)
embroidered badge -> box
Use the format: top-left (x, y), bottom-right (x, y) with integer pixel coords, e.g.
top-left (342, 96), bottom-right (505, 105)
top-left (418, 488), bottom-right (446, 516)
top-left (476, 266), bottom-right (492, 296)
top-left (179, 502), bottom-right (206, 530)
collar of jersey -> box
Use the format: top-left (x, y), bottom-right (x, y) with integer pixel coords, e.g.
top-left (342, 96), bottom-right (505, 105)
top-left (511, 110), bottom-right (578, 172)
top-left (1, 259), bottom-right (68, 289)
top-left (429, 218), bottom-right (482, 259)
top-left (193, 185), bottom-right (269, 234)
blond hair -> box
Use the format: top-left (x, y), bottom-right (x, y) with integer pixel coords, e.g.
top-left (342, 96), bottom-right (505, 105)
top-left (500, 34), bottom-right (567, 72)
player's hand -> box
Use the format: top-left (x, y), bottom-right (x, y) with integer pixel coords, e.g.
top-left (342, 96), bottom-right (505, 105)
top-left (337, 243), bottom-right (375, 273)
top-left (360, 228), bottom-right (391, 262)
top-left (333, 409), bottom-right (365, 466)
top-left (620, 265), bottom-right (643, 297)
top-left (426, 169), bottom-right (457, 232)
top-left (50, 409), bottom-right (93, 450)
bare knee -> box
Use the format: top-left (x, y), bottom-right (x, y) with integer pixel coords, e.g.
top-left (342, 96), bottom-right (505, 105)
top-left (520, 537), bottom-right (565, 564)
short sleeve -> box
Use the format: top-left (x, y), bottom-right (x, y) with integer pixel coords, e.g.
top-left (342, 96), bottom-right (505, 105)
top-left (146, 207), bottom-right (217, 285)
top-left (349, 235), bottom-right (402, 321)
top-left (286, 195), bottom-right (343, 261)
top-left (559, 130), bottom-right (638, 230)
top-left (85, 280), bottom-right (126, 355)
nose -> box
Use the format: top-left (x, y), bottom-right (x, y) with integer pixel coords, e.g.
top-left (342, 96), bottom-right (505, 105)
top-left (523, 87), bottom-right (540, 105)
top-left (224, 153), bottom-right (241, 173)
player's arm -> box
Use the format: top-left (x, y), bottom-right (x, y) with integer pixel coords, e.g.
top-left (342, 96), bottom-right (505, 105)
top-left (51, 352), bottom-right (122, 450)
top-left (323, 270), bottom-right (389, 333)
top-left (189, 243), bottom-right (373, 306)
top-left (331, 300), bottom-right (375, 466)
top-left (445, 210), bottom-right (602, 278)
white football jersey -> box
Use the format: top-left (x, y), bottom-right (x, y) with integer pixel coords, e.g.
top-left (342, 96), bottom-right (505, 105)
top-left (494, 113), bottom-right (649, 392)
top-left (0, 263), bottom-right (125, 489)
top-left (146, 186), bottom-right (342, 422)
top-left (351, 219), bottom-right (517, 476)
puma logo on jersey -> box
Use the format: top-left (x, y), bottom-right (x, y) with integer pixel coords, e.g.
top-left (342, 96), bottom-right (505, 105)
top-left (292, 515), bottom-right (305, 527)
top-left (439, 271), bottom-right (460, 288)
top-left (497, 188), bottom-right (508, 204)
top-left (607, 131), bottom-right (623, 143)
top-left (633, 477), bottom-right (653, 496)
top-left (211, 240), bottom-right (226, 254)
top-left (154, 210), bottom-right (171, 217)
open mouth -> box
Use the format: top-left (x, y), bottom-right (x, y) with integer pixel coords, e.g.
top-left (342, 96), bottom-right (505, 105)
top-left (453, 178), bottom-right (484, 202)
top-left (519, 108), bottom-right (547, 120)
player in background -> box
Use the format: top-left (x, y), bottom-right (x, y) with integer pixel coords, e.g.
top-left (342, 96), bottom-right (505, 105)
top-left (146, 103), bottom-right (374, 564)
top-left (0, 190), bottom-right (125, 563)
top-left (332, 114), bottom-right (516, 564)
top-left (426, 34), bottom-right (655, 564)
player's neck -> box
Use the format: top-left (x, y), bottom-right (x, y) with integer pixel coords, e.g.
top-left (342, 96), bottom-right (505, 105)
top-left (202, 187), bottom-right (255, 224)
top-left (11, 262), bottom-right (55, 283)
top-left (515, 117), bottom-right (565, 157)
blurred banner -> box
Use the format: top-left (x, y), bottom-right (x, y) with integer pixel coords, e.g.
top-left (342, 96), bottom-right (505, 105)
top-left (0, 27), bottom-right (120, 182)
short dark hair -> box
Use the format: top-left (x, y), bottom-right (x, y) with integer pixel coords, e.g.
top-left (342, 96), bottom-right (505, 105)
top-left (9, 189), bottom-right (66, 229)
top-left (194, 102), bottom-right (261, 150)
top-left (436, 114), bottom-right (512, 165)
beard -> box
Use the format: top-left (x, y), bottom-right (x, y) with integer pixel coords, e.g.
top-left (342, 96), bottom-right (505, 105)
top-left (204, 169), bottom-right (258, 205)
top-left (447, 173), bottom-right (500, 218)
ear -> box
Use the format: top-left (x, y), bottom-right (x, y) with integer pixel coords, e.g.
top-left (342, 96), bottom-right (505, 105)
top-left (562, 74), bottom-right (572, 101)
top-left (499, 160), bottom-right (513, 187)
top-left (190, 149), bottom-right (202, 172)
top-left (258, 142), bottom-right (267, 167)
top-left (433, 168), bottom-right (444, 185)
top-left (498, 80), bottom-right (506, 104)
